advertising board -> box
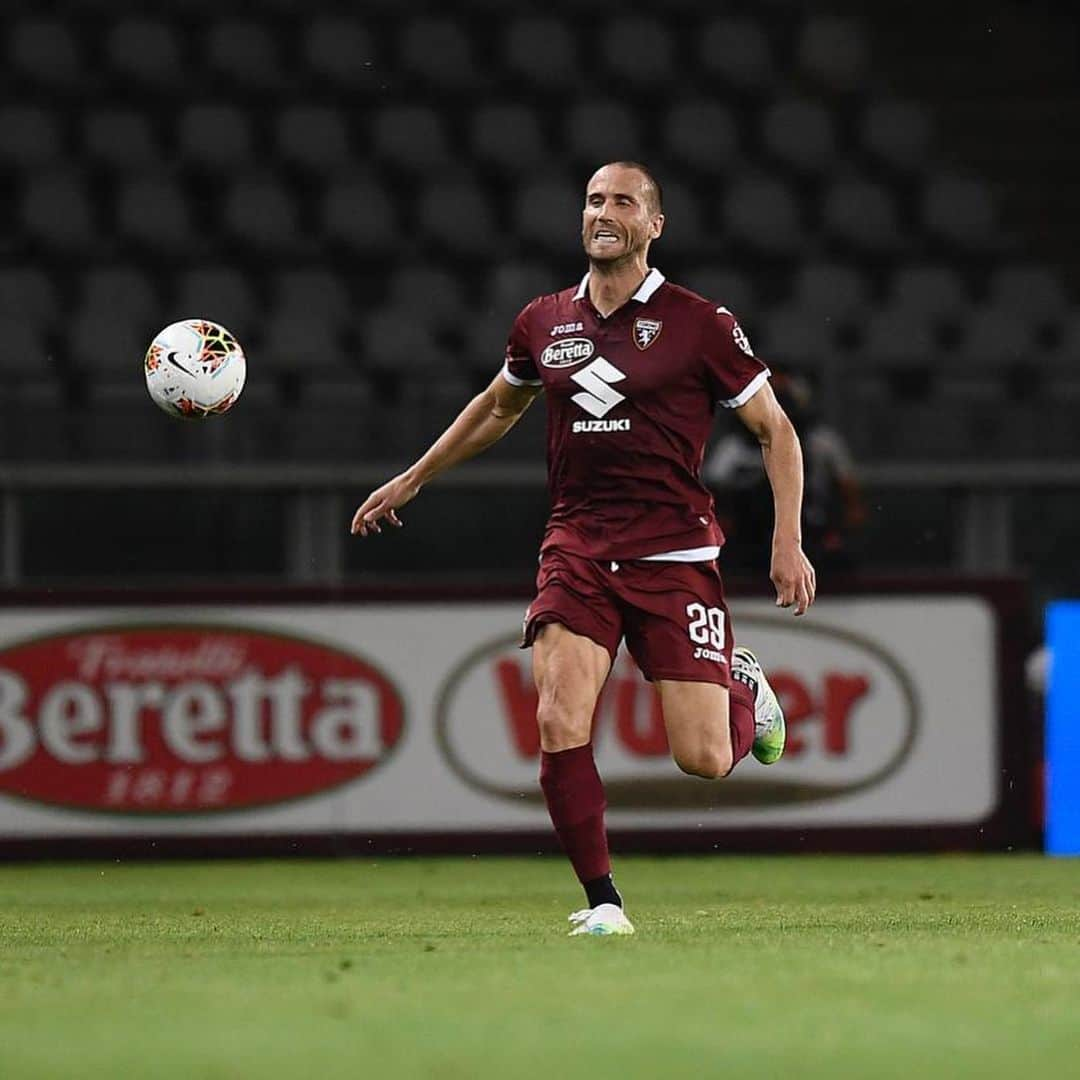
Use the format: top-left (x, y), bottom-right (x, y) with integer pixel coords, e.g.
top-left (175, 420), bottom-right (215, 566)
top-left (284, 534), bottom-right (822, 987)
top-left (0, 587), bottom-right (1022, 852)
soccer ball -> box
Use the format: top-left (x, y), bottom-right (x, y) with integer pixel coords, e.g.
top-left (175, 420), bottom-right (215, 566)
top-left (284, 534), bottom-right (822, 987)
top-left (144, 319), bottom-right (246, 420)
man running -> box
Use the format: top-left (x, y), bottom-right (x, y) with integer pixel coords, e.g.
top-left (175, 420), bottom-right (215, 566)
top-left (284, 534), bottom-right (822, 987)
top-left (351, 161), bottom-right (816, 936)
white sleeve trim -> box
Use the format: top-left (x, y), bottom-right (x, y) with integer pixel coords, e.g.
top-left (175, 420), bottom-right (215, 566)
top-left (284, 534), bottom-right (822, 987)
top-left (501, 361), bottom-right (542, 387)
top-left (719, 367), bottom-right (770, 409)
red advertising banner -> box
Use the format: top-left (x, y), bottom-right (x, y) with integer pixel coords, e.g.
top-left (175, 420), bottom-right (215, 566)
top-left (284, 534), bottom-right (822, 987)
top-left (0, 625), bottom-right (403, 813)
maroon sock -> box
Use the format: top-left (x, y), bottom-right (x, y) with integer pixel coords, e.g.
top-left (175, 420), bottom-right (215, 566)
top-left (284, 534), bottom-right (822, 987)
top-left (727, 679), bottom-right (755, 771)
top-left (539, 744), bottom-right (611, 885)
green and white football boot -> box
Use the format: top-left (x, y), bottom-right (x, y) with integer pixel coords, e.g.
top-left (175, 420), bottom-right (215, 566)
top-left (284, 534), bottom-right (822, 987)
top-left (568, 904), bottom-right (635, 936)
top-left (732, 646), bottom-right (786, 765)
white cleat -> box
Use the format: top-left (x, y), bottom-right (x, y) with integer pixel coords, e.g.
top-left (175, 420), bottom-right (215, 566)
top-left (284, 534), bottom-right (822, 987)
top-left (568, 903), bottom-right (635, 936)
top-left (732, 645), bottom-right (786, 765)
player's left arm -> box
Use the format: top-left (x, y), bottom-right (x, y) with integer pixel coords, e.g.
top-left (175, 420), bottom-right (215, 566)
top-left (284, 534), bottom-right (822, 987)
top-left (735, 382), bottom-right (817, 615)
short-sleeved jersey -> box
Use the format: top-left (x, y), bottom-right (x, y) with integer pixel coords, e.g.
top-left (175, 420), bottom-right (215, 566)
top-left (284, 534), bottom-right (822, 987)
top-left (503, 268), bottom-right (769, 561)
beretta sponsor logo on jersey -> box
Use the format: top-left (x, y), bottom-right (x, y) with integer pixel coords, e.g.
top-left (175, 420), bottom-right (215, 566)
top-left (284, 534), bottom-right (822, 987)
top-left (540, 337), bottom-right (594, 368)
top-left (434, 617), bottom-right (916, 811)
top-left (0, 625), bottom-right (404, 814)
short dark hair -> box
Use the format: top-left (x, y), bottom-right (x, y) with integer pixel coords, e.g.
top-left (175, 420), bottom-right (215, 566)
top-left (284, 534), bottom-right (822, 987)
top-left (599, 160), bottom-right (664, 215)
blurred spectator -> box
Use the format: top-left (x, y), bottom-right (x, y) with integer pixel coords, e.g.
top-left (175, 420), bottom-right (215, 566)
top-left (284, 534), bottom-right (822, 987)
top-left (704, 372), bottom-right (865, 574)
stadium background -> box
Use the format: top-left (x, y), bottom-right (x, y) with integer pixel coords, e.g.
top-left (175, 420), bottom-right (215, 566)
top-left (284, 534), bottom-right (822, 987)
top-left (0, 0), bottom-right (1076, 611)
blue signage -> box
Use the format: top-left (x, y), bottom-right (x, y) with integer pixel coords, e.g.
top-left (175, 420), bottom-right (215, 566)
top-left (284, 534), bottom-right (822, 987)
top-left (1046, 602), bottom-right (1080, 855)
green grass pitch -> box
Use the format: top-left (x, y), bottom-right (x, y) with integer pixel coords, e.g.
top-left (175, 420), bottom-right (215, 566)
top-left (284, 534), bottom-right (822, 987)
top-left (1, 854), bottom-right (1078, 1079)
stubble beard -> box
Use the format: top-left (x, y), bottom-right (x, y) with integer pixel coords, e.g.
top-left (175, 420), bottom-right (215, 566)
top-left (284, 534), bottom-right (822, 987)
top-left (583, 231), bottom-right (647, 275)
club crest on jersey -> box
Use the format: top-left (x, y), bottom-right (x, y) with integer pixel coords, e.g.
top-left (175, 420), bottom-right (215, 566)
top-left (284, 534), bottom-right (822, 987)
top-left (540, 337), bottom-right (594, 368)
top-left (633, 318), bottom-right (663, 350)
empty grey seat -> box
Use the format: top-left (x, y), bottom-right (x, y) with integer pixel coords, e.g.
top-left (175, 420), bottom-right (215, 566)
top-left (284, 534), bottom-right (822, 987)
top-left (84, 108), bottom-right (163, 172)
top-left (79, 381), bottom-right (175, 462)
top-left (115, 178), bottom-right (192, 252)
top-left (762, 99), bottom-right (836, 174)
top-left (514, 177), bottom-right (583, 256)
top-left (471, 105), bottom-right (547, 175)
top-left (862, 99), bottom-right (933, 172)
top-left (889, 264), bottom-right (970, 322)
top-left (224, 176), bottom-right (304, 254)
top-left (0, 106), bottom-right (63, 171)
top-left (602, 16), bottom-right (675, 85)
top-left (79, 267), bottom-right (161, 331)
top-left (923, 174), bottom-right (998, 249)
top-left (106, 18), bottom-right (185, 89)
top-left (504, 17), bottom-right (579, 91)
top-left (174, 267), bottom-right (259, 339)
top-left (399, 17), bottom-right (478, 90)
top-left (0, 269), bottom-right (60, 330)
top-left (860, 306), bottom-right (937, 369)
top-left (654, 180), bottom-right (708, 258)
top-left (417, 177), bottom-right (498, 257)
top-left (22, 170), bottom-right (98, 252)
top-left (488, 260), bottom-right (556, 315)
top-left (956, 307), bottom-right (1035, 369)
top-left (371, 106), bottom-right (451, 172)
top-left (682, 267), bottom-right (756, 316)
top-left (386, 266), bottom-right (465, 330)
top-left (464, 313), bottom-right (513, 370)
top-left (402, 377), bottom-right (480, 451)
top-left (798, 15), bottom-right (869, 92)
top-left (271, 269), bottom-right (351, 326)
top-left (277, 106), bottom-right (352, 174)
top-left (665, 100), bottom-right (740, 176)
top-left (0, 319), bottom-right (50, 378)
top-left (177, 106), bottom-right (257, 170)
top-left (305, 17), bottom-right (379, 88)
top-left (1048, 313), bottom-right (1080, 374)
top-left (67, 309), bottom-right (147, 376)
top-left (822, 177), bottom-right (901, 251)
top-left (286, 378), bottom-right (378, 460)
top-left (0, 379), bottom-right (66, 462)
top-left (565, 101), bottom-right (642, 165)
top-left (363, 308), bottom-right (447, 376)
top-left (988, 264), bottom-right (1070, 326)
top-left (9, 18), bottom-right (82, 87)
top-left (206, 19), bottom-right (285, 90)
top-left (791, 262), bottom-right (869, 322)
top-left (323, 174), bottom-right (398, 253)
top-left (759, 304), bottom-right (835, 367)
top-left (724, 176), bottom-right (802, 253)
top-left (258, 313), bottom-right (349, 376)
top-left (699, 18), bottom-right (773, 93)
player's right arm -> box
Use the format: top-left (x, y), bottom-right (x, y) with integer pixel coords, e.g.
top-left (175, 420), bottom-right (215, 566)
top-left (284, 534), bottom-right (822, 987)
top-left (350, 372), bottom-right (542, 536)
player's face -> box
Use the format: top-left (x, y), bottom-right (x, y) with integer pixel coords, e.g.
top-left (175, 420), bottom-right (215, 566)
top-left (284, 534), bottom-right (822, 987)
top-left (582, 166), bottom-right (664, 265)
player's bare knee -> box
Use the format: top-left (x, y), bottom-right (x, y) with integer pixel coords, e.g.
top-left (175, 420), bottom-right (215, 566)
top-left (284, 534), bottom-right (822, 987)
top-left (673, 745), bottom-right (732, 780)
top-left (536, 694), bottom-right (591, 751)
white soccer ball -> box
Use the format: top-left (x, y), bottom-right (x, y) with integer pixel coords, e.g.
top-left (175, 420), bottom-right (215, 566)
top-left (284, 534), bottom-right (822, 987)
top-left (144, 319), bottom-right (246, 420)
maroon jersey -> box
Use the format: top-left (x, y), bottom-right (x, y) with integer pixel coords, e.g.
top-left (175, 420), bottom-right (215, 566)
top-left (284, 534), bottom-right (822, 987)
top-left (503, 268), bottom-right (769, 561)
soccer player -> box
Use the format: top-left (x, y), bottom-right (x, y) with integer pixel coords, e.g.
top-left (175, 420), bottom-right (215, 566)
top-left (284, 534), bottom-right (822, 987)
top-left (351, 161), bottom-right (816, 936)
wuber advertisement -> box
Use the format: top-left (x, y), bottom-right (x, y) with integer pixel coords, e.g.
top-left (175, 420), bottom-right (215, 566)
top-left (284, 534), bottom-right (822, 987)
top-left (0, 597), bottom-right (998, 841)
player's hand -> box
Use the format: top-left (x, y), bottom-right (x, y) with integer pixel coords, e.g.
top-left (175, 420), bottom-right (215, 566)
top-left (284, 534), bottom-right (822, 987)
top-left (350, 472), bottom-right (420, 536)
top-left (770, 541), bottom-right (816, 616)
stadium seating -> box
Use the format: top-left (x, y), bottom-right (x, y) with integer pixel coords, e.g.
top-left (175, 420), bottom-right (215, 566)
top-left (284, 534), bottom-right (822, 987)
top-left (0, 0), bottom-right (1072, 467)
top-left (0, 106), bottom-right (65, 172)
top-left (85, 109), bottom-right (164, 173)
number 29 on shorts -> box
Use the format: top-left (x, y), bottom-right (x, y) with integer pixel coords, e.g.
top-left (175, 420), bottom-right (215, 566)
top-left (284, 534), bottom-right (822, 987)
top-left (685, 602), bottom-right (726, 650)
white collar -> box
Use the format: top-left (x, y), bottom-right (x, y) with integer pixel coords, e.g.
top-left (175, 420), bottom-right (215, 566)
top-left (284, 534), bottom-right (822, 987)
top-left (573, 267), bottom-right (666, 304)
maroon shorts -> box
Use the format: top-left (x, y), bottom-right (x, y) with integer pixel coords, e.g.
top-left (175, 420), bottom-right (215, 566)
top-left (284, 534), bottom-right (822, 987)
top-left (521, 549), bottom-right (734, 686)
